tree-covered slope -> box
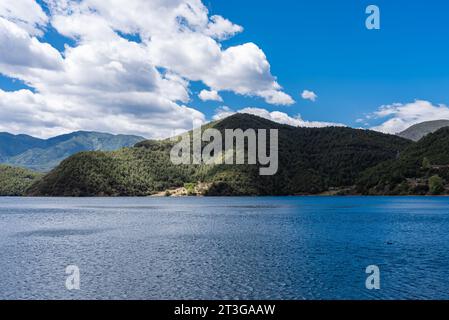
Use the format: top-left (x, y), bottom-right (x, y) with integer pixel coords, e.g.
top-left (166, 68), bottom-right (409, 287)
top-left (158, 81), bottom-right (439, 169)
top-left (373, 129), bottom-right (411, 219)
top-left (357, 127), bottom-right (449, 195)
top-left (28, 114), bottom-right (412, 196)
top-left (27, 143), bottom-right (198, 196)
top-left (0, 165), bottom-right (43, 196)
top-left (200, 114), bottom-right (412, 195)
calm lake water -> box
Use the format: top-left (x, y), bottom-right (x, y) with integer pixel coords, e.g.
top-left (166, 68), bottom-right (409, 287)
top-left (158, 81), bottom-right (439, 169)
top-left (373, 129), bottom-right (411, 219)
top-left (0, 196), bottom-right (448, 300)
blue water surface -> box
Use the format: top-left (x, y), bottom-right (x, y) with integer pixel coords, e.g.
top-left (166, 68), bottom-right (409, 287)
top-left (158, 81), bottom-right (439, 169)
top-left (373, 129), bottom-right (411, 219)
top-left (0, 196), bottom-right (448, 300)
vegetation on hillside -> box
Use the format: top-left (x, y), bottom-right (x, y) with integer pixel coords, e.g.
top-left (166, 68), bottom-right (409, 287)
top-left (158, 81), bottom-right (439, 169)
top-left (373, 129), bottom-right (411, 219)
top-left (0, 165), bottom-right (43, 196)
top-left (27, 114), bottom-right (413, 196)
top-left (356, 127), bottom-right (449, 195)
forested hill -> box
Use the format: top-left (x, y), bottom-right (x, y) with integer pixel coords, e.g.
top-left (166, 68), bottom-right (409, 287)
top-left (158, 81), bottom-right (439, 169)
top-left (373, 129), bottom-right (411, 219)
top-left (27, 113), bottom-right (412, 196)
top-left (0, 165), bottom-right (43, 196)
top-left (357, 127), bottom-right (449, 195)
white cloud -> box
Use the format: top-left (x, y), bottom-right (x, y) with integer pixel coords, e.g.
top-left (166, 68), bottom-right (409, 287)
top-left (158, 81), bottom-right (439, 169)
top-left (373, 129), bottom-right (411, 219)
top-left (213, 107), bottom-right (345, 128)
top-left (149, 39), bottom-right (294, 105)
top-left (212, 106), bottom-right (235, 119)
top-left (0, 17), bottom-right (63, 72)
top-left (370, 100), bottom-right (449, 134)
top-left (0, 88), bottom-right (204, 138)
top-left (205, 15), bottom-right (243, 40)
top-left (198, 89), bottom-right (222, 102)
top-left (0, 0), bottom-right (48, 36)
top-left (258, 89), bottom-right (295, 105)
top-left (49, 0), bottom-right (292, 105)
top-left (301, 90), bottom-right (317, 102)
top-left (0, 0), bottom-right (293, 138)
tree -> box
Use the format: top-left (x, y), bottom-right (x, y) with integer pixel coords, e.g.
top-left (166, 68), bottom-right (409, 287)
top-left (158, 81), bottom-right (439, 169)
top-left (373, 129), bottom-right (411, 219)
top-left (429, 175), bottom-right (444, 195)
top-left (422, 157), bottom-right (431, 169)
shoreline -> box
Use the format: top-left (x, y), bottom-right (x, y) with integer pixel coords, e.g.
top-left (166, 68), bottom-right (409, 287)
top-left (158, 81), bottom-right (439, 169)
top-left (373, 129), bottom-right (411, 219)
top-left (2, 194), bottom-right (449, 198)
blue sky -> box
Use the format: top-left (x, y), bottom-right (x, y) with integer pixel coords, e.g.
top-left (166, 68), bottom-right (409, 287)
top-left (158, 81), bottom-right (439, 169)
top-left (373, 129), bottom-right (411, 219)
top-left (0, 0), bottom-right (448, 137)
top-left (201, 0), bottom-right (449, 126)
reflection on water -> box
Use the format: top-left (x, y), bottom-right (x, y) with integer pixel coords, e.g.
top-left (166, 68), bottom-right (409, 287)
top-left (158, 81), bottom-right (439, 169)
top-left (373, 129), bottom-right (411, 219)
top-left (0, 196), bottom-right (448, 300)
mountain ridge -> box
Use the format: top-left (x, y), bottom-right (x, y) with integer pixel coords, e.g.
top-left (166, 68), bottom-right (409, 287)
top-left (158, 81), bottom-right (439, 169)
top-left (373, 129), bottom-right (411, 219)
top-left (398, 120), bottom-right (449, 141)
top-left (27, 113), bottom-right (413, 196)
top-left (6, 114), bottom-right (449, 197)
top-left (0, 131), bottom-right (146, 171)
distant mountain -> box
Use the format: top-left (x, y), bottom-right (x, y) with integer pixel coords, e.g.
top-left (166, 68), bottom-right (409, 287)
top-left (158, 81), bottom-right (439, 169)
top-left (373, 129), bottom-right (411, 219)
top-left (398, 120), bottom-right (449, 141)
top-left (27, 113), bottom-right (412, 196)
top-left (357, 127), bottom-right (449, 195)
top-left (0, 131), bottom-right (145, 172)
top-left (0, 133), bottom-right (45, 162)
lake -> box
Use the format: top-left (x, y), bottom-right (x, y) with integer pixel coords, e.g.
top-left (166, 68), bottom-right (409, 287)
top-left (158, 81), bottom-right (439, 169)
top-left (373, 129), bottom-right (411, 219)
top-left (0, 196), bottom-right (448, 300)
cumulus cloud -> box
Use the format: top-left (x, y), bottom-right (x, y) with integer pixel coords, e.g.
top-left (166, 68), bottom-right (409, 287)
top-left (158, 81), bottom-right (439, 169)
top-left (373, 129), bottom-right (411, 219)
top-left (0, 0), bottom-right (48, 35)
top-left (149, 40), bottom-right (294, 105)
top-left (213, 107), bottom-right (345, 128)
top-left (0, 88), bottom-right (204, 138)
top-left (0, 18), bottom-right (63, 73)
top-left (0, 0), bottom-right (293, 138)
top-left (370, 100), bottom-right (449, 134)
top-left (198, 89), bottom-right (222, 102)
top-left (301, 90), bottom-right (317, 102)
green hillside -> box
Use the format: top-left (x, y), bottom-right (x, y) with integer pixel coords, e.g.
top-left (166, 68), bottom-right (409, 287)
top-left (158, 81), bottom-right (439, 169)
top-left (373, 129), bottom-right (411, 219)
top-left (357, 127), bottom-right (449, 195)
top-left (0, 165), bottom-right (43, 196)
top-left (28, 114), bottom-right (412, 196)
